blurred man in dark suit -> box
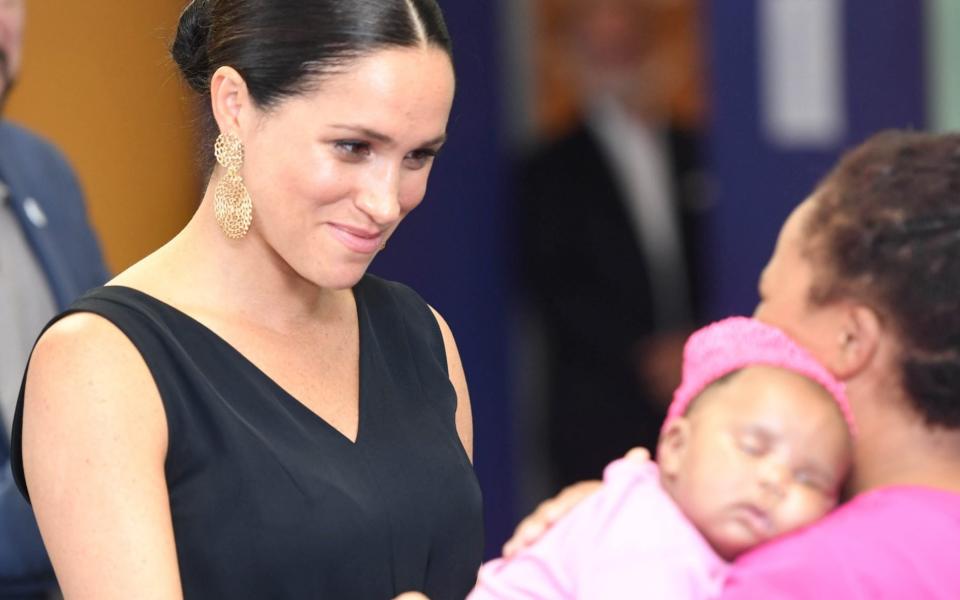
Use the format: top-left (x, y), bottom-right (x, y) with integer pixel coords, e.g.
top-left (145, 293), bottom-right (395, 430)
top-left (0, 1), bottom-right (109, 596)
top-left (520, 0), bottom-right (708, 488)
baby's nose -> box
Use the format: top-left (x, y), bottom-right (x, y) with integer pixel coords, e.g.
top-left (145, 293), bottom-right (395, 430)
top-left (757, 460), bottom-right (790, 497)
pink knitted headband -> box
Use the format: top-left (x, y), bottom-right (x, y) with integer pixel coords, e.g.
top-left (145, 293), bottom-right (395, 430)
top-left (663, 317), bottom-right (857, 437)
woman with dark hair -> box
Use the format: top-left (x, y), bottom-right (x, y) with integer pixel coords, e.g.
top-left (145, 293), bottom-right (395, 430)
top-left (10, 1), bottom-right (482, 598)
top-left (504, 130), bottom-right (960, 597)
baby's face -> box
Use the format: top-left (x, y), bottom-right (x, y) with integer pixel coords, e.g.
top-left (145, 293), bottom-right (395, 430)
top-left (658, 365), bottom-right (852, 560)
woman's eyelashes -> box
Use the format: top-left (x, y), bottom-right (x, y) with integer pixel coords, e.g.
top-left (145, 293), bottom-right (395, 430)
top-left (334, 140), bottom-right (372, 161)
top-left (403, 148), bottom-right (440, 170)
top-left (332, 140), bottom-right (441, 170)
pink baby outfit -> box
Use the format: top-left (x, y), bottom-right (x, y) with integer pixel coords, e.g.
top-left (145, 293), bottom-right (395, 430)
top-left (469, 459), bottom-right (729, 600)
top-left (721, 485), bottom-right (960, 599)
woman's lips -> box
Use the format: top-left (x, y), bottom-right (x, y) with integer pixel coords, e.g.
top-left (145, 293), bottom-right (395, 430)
top-left (327, 223), bottom-right (384, 254)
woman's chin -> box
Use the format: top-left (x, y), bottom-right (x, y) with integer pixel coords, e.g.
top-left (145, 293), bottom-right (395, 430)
top-left (301, 263), bottom-right (373, 291)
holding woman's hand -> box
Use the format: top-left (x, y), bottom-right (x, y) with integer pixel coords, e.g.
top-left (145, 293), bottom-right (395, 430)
top-left (501, 448), bottom-right (651, 558)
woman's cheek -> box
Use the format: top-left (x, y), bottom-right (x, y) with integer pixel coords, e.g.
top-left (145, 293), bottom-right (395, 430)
top-left (399, 183), bottom-right (429, 214)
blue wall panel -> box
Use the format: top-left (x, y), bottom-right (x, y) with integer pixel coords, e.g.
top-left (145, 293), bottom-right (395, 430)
top-left (704, 0), bottom-right (926, 318)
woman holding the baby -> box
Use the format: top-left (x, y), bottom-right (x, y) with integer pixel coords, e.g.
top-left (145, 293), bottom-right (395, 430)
top-left (492, 130), bottom-right (960, 598)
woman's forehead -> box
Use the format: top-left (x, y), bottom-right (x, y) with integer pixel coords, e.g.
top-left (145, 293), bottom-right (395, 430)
top-left (256, 47), bottom-right (455, 139)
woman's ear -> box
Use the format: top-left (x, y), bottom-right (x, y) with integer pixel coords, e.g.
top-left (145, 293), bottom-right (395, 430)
top-left (833, 304), bottom-right (881, 380)
top-left (209, 65), bottom-right (250, 136)
top-left (657, 417), bottom-right (691, 480)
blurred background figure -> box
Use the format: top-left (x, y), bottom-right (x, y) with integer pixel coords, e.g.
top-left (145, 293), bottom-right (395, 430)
top-left (1, 3), bottom-right (200, 595)
top-left (517, 0), bottom-right (709, 490)
top-left (0, 0), bottom-right (109, 597)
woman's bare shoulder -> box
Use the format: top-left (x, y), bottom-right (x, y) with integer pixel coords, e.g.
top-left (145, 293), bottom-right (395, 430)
top-left (427, 305), bottom-right (473, 462)
top-left (33, 310), bottom-right (144, 377)
top-left (26, 310), bottom-right (167, 452)
top-left (22, 313), bottom-right (180, 598)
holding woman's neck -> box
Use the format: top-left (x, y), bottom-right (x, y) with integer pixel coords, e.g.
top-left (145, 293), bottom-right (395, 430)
top-left (849, 406), bottom-right (960, 494)
top-left (838, 335), bottom-right (960, 494)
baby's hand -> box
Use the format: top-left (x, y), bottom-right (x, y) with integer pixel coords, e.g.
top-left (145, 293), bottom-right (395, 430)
top-left (624, 447), bottom-right (652, 464)
top-left (393, 593), bottom-right (430, 600)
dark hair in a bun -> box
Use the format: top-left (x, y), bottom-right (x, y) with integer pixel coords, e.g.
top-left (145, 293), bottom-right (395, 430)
top-left (171, 0), bottom-right (213, 94)
top-left (169, 0), bottom-right (452, 169)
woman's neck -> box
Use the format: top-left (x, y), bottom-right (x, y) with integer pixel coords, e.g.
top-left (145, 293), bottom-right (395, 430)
top-left (847, 376), bottom-right (960, 495)
top-left (119, 191), bottom-right (347, 335)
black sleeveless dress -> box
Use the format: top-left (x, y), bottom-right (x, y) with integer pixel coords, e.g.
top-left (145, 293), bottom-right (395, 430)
top-left (11, 275), bottom-right (484, 599)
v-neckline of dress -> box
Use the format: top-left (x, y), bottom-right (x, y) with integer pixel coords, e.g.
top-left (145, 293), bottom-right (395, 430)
top-left (100, 281), bottom-right (368, 447)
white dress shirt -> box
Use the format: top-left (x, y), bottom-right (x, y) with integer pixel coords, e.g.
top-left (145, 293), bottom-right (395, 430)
top-left (586, 96), bottom-right (692, 328)
top-left (0, 182), bottom-right (57, 437)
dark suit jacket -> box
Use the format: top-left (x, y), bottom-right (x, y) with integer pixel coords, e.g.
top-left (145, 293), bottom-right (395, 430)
top-left (0, 120), bottom-right (109, 598)
top-left (519, 121), bottom-right (706, 486)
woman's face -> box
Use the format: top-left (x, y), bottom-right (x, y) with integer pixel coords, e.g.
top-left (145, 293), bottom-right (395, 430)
top-left (754, 198), bottom-right (842, 371)
top-left (237, 46), bottom-right (455, 290)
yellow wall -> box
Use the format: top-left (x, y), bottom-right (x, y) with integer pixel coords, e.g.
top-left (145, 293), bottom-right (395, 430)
top-left (6, 2), bottom-right (201, 272)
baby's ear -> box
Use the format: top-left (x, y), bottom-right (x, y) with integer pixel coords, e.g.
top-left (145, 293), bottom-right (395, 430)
top-left (657, 418), bottom-right (691, 479)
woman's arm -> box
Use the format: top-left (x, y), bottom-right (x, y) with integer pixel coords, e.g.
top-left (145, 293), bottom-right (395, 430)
top-left (429, 307), bottom-right (473, 463)
top-left (21, 313), bottom-right (183, 599)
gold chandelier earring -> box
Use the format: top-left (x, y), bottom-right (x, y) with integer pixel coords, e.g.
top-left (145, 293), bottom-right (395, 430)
top-left (213, 132), bottom-right (253, 239)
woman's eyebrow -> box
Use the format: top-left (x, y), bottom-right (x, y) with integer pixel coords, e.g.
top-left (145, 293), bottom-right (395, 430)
top-left (330, 124), bottom-right (393, 143)
top-left (329, 124), bottom-right (447, 147)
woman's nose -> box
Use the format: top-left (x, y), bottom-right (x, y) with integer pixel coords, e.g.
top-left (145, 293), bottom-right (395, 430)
top-left (355, 166), bottom-right (401, 225)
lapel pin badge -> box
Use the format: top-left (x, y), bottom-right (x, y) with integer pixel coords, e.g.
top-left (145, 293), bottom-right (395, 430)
top-left (23, 197), bottom-right (48, 228)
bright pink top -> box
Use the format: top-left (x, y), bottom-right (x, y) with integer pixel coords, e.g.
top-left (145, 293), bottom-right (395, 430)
top-left (469, 459), bottom-right (729, 599)
top-left (721, 486), bottom-right (960, 599)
